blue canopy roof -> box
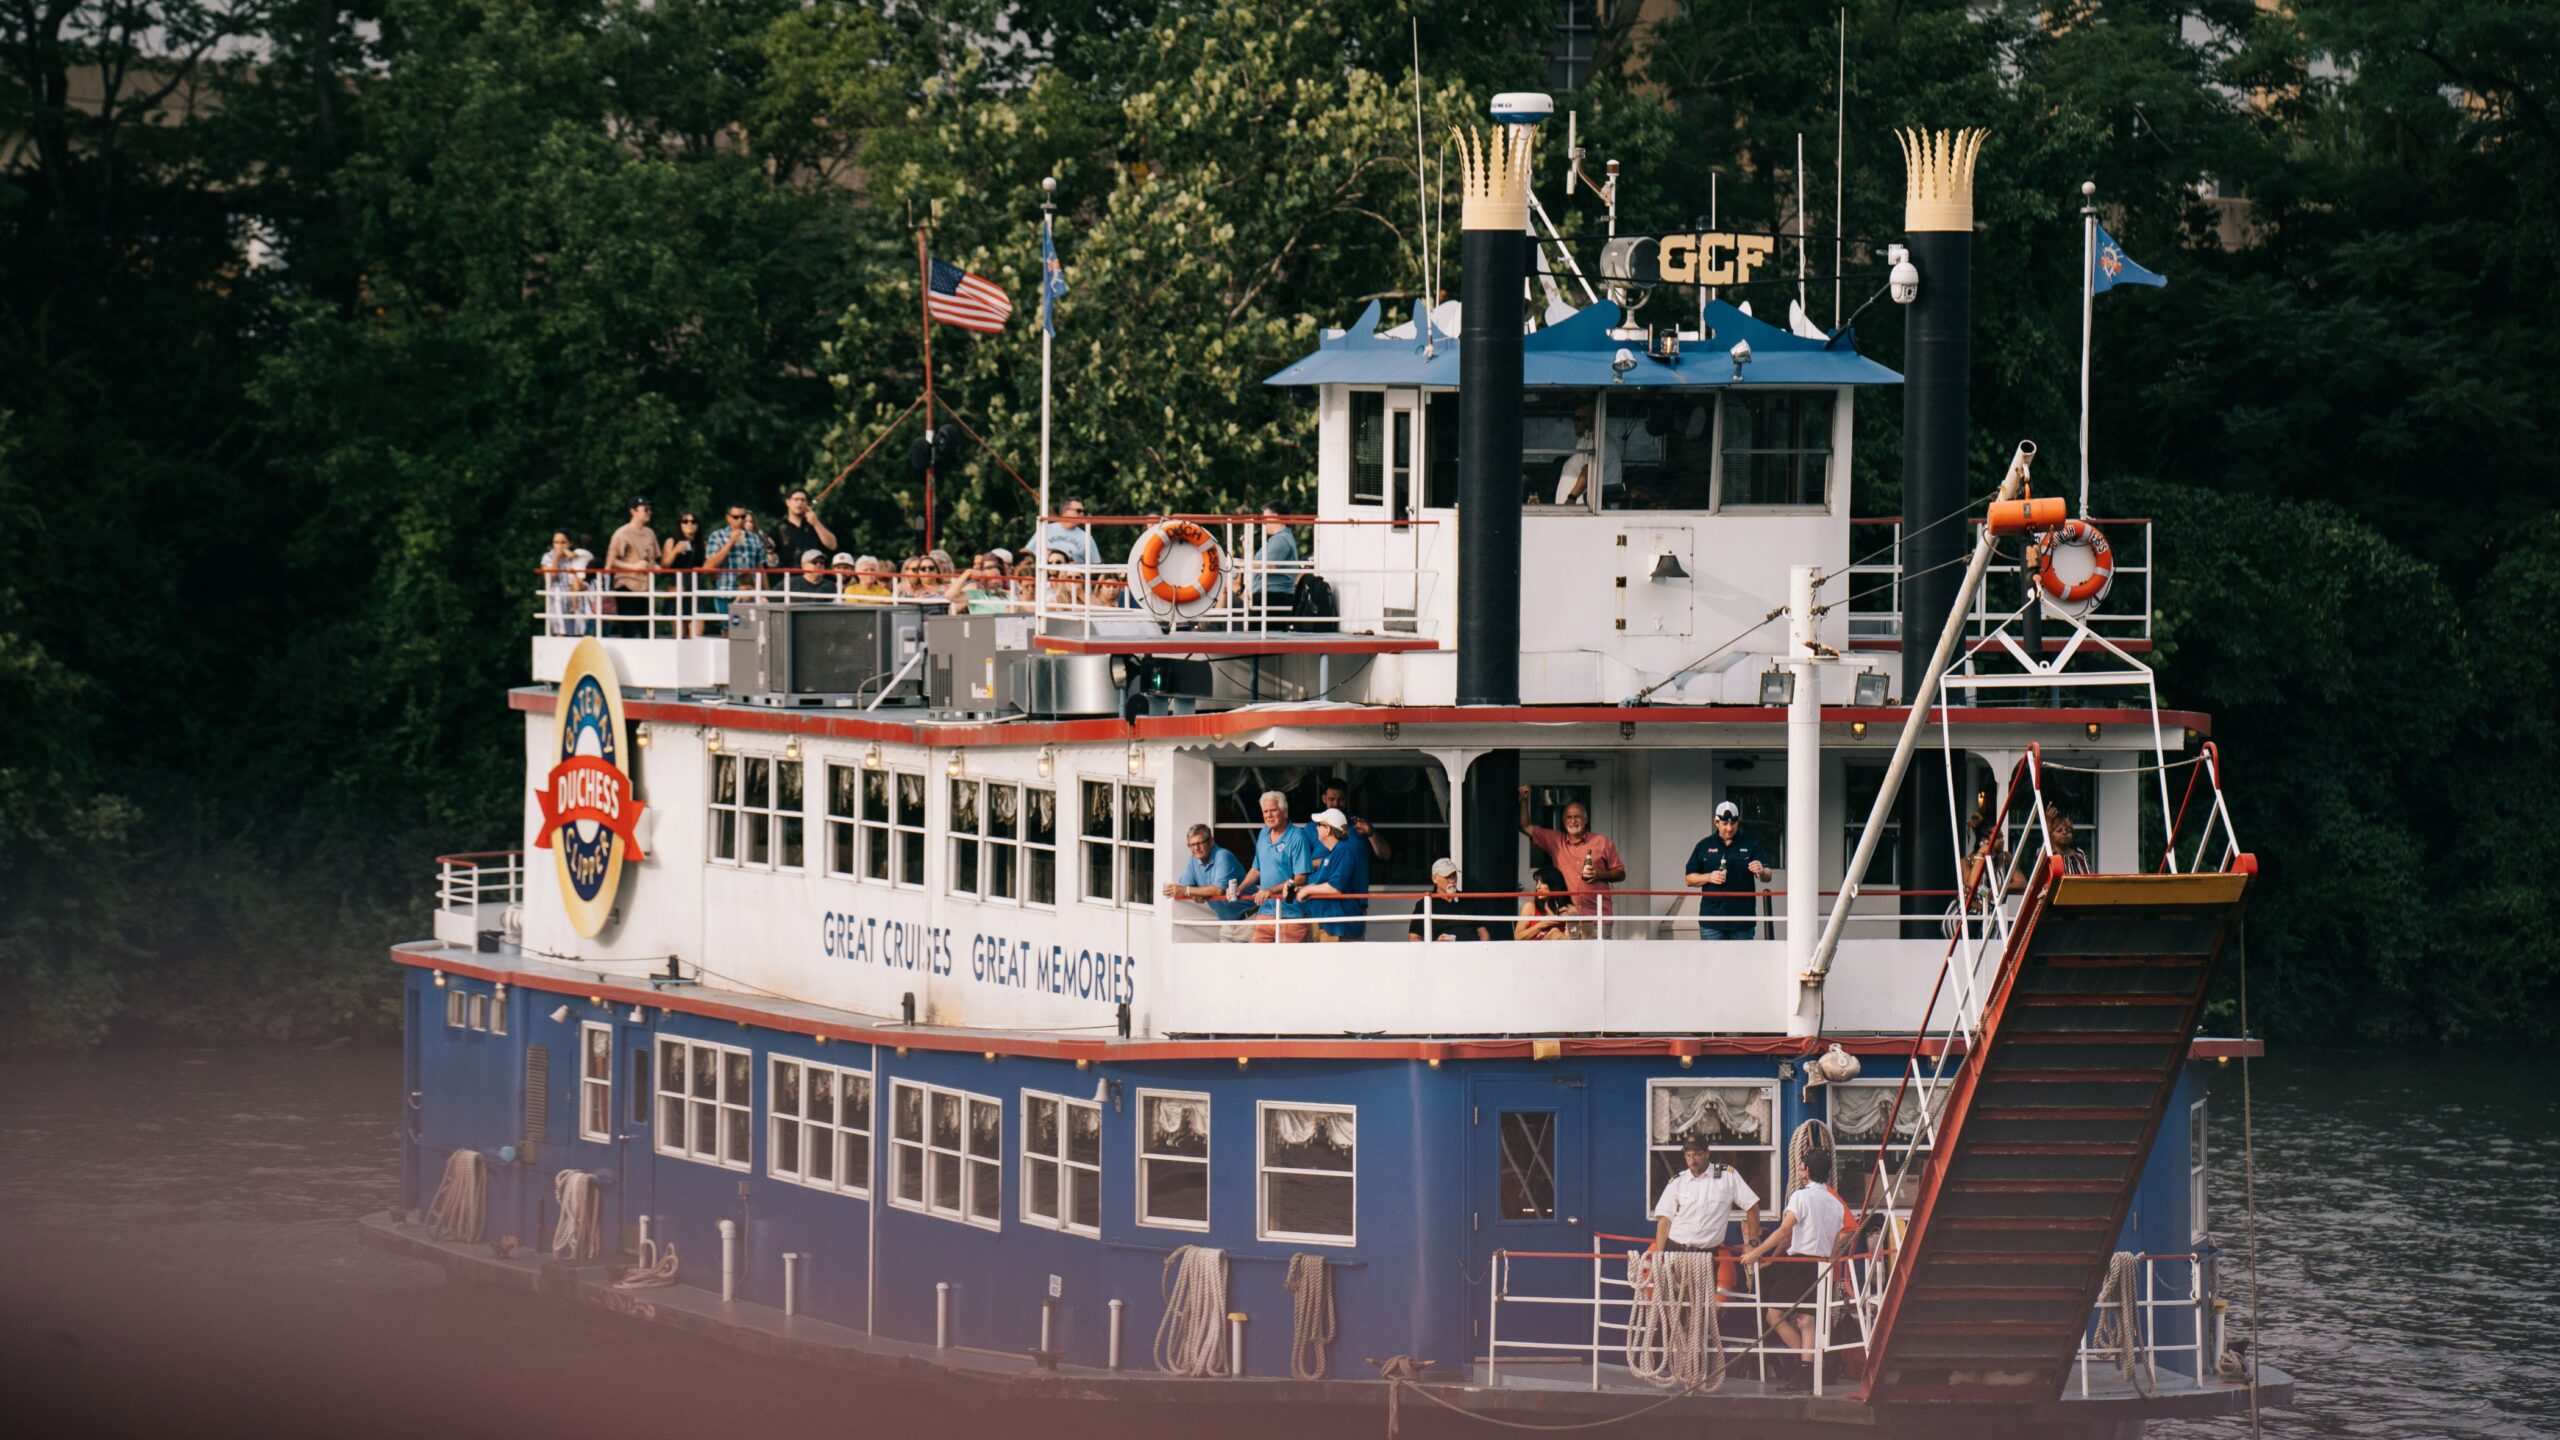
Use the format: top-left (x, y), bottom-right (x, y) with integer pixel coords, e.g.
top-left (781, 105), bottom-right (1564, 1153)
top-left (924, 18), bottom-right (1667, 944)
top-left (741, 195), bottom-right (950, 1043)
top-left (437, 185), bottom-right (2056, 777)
top-left (1263, 298), bottom-right (1902, 390)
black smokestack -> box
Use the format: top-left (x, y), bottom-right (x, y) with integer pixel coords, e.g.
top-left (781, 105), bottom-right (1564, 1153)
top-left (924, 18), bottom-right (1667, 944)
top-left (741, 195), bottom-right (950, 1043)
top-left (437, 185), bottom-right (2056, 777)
top-left (1894, 128), bottom-right (1986, 930)
top-left (1455, 121), bottom-right (1534, 900)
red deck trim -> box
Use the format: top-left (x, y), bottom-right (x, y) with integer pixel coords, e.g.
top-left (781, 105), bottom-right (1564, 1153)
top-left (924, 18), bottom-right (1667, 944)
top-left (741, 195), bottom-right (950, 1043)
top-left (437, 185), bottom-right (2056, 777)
top-left (1032, 635), bottom-right (1440, 656)
top-left (509, 688), bottom-right (2212, 748)
top-left (394, 944), bottom-right (2249, 1064)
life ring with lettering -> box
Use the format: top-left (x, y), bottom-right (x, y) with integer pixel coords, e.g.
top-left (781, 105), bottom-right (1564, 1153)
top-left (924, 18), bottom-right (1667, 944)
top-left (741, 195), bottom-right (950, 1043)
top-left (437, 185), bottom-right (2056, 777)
top-left (1136, 520), bottom-right (1223, 605)
top-left (2034, 519), bottom-right (2115, 606)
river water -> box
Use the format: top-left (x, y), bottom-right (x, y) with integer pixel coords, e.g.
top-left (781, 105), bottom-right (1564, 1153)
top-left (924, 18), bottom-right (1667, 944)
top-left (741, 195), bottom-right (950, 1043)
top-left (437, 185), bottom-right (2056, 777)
top-left (0, 1045), bottom-right (2550, 1438)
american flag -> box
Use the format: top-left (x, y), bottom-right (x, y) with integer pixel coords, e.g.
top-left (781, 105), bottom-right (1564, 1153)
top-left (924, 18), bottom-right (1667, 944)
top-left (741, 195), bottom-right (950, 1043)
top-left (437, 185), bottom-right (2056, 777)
top-left (926, 256), bottom-right (1013, 333)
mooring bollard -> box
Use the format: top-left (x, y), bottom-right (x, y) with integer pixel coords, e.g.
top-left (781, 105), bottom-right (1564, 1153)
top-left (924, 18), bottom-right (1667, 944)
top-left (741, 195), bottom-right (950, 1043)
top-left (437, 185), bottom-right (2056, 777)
top-left (783, 1252), bottom-right (800, 1316)
top-left (1039, 1297), bottom-right (1055, 1353)
top-left (1227, 1311), bottom-right (1247, 1378)
top-left (718, 1219), bottom-right (738, 1303)
top-left (1108, 1298), bottom-right (1125, 1371)
top-left (936, 1281), bottom-right (952, 1349)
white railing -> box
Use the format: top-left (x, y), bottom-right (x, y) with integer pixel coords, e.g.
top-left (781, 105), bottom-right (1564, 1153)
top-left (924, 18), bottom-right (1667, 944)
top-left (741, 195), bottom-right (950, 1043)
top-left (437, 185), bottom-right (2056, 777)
top-left (2075, 1254), bottom-right (2213, 1394)
top-left (1844, 517), bottom-right (2155, 647)
top-left (1030, 513), bottom-right (1441, 639)
top-left (1485, 1237), bottom-right (1886, 1396)
top-left (434, 850), bottom-right (523, 947)
top-left (1167, 887), bottom-right (1992, 944)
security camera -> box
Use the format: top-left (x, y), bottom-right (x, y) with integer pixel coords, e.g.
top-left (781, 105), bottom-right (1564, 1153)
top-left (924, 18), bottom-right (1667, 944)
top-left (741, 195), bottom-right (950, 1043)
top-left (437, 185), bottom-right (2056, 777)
top-left (1611, 347), bottom-right (1639, 379)
top-left (1727, 339), bottom-right (1752, 380)
top-left (1887, 243), bottom-right (1919, 305)
top-left (548, 1004), bottom-right (573, 1024)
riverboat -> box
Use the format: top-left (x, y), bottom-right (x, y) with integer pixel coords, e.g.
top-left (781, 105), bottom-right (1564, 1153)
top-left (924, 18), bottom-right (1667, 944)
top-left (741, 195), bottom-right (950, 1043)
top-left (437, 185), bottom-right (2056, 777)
top-left (366, 101), bottom-right (2290, 1438)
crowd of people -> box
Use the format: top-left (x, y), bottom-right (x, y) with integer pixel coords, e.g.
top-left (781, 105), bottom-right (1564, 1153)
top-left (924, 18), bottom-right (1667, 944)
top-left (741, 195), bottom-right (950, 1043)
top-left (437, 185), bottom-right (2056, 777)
top-left (540, 493), bottom-right (1314, 634)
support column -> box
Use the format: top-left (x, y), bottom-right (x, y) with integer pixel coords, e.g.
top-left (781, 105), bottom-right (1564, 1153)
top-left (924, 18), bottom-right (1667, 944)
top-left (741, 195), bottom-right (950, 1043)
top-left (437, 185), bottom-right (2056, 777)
top-left (1455, 109), bottom-right (1540, 902)
top-left (1785, 564), bottom-right (1822, 1038)
top-left (1893, 129), bottom-right (1986, 934)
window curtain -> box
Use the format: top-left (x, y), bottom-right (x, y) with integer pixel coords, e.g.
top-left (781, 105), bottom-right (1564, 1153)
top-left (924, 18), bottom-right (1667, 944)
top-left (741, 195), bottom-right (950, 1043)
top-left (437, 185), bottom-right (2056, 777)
top-left (1651, 1086), bottom-right (1768, 1144)
top-left (1270, 1107), bottom-right (1356, 1151)
top-left (1149, 1096), bottom-right (1208, 1144)
top-left (1827, 1084), bottom-right (1948, 1143)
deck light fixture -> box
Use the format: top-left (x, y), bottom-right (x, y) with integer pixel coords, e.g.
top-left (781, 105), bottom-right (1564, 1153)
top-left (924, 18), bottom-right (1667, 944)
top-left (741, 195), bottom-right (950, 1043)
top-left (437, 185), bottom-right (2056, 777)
top-left (947, 751), bottom-right (965, 779)
top-left (863, 743), bottom-right (884, 770)
top-left (1728, 339), bottom-right (1753, 380)
top-left (635, 722), bottom-right (652, 749)
top-left (2085, 721), bottom-right (2102, 740)
top-left (432, 971), bottom-right (447, 988)
top-left (784, 737), bottom-right (801, 763)
top-left (1236, 1057), bottom-right (1250, 1070)
top-left (1678, 1054), bottom-right (1694, 1069)
top-left (983, 1051), bottom-right (998, 1063)
top-left (1850, 721), bottom-right (1869, 740)
top-left (628, 1004), bottom-right (645, 1023)
top-left (1126, 741), bottom-right (1145, 776)
top-left (705, 730), bottom-right (723, 754)
top-left (493, 981), bottom-right (507, 1000)
top-left (1853, 670), bottom-right (1890, 707)
top-left (1759, 670), bottom-right (1796, 706)
top-left (1037, 745), bottom-right (1055, 780)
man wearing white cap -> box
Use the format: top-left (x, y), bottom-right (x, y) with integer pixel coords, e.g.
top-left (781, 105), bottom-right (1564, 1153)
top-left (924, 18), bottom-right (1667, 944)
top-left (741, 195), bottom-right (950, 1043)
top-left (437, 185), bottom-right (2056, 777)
top-left (1683, 800), bottom-right (1769, 940)
top-left (1407, 858), bottom-right (1494, 942)
top-left (1289, 808), bottom-right (1371, 943)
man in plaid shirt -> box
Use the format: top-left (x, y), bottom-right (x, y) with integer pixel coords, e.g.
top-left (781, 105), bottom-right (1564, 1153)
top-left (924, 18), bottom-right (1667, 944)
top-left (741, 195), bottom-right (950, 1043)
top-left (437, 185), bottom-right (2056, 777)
top-left (702, 504), bottom-right (769, 625)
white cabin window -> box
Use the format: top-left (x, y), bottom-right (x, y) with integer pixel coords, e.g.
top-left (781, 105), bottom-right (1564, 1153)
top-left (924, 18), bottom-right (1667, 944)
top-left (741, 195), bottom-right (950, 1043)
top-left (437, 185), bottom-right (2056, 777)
top-left (2189, 1099), bottom-right (2209, 1242)
top-left (1716, 391), bottom-right (1832, 511)
top-left (579, 1022), bottom-right (613, 1143)
top-left (1080, 780), bottom-right (1155, 908)
top-left (770, 1056), bottom-right (872, 1198)
top-left (950, 780), bottom-right (1056, 906)
top-left (1647, 1080), bottom-right (1778, 1218)
top-left (1602, 392), bottom-right (1717, 510)
top-left (1349, 390), bottom-right (1388, 507)
top-left (468, 992), bottom-right (489, 1032)
top-left (828, 763), bottom-right (926, 888)
top-left (445, 988), bottom-right (466, 1028)
top-left (1138, 1090), bottom-right (1210, 1231)
top-left (1023, 1091), bottom-right (1103, 1235)
top-left (655, 1037), bottom-right (753, 1172)
top-left (709, 753), bottom-right (804, 871)
top-left (1259, 1102), bottom-right (1357, 1245)
top-left (890, 1080), bottom-right (1001, 1229)
top-left (1826, 1080), bottom-right (1949, 1213)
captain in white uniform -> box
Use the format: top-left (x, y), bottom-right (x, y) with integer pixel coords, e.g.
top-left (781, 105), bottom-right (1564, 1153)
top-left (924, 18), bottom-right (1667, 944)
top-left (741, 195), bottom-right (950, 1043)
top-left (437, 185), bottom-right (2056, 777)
top-left (1647, 1135), bottom-right (1765, 1253)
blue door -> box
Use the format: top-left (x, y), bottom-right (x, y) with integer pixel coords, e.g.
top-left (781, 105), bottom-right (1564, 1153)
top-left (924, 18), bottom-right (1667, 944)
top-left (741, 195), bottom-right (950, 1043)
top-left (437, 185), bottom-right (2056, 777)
top-left (619, 1024), bottom-right (656, 1248)
top-left (1467, 1076), bottom-right (1592, 1368)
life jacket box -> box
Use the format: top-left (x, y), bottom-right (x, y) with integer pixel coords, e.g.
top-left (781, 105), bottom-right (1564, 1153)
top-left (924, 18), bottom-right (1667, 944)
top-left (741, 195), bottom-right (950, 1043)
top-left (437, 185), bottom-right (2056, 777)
top-left (925, 614), bottom-right (1037, 718)
top-left (728, 602), bottom-right (926, 707)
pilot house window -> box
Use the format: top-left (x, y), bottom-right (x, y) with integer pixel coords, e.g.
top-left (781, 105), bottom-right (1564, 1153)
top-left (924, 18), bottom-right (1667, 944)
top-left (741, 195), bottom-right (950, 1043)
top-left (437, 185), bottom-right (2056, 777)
top-left (1349, 391), bottom-right (1388, 507)
top-left (1718, 392), bottom-right (1832, 510)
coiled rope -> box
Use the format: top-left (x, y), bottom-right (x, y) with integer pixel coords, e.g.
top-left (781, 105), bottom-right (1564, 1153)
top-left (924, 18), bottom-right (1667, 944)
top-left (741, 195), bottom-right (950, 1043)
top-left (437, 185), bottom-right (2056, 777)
top-left (1153, 1244), bottom-right (1231, 1376)
top-left (550, 1170), bottom-right (602, 1261)
top-left (1623, 1250), bottom-right (1724, 1392)
top-left (2091, 1250), bottom-right (2155, 1397)
top-left (424, 1148), bottom-right (487, 1243)
top-left (615, 1241), bottom-right (679, 1288)
top-left (1286, 1253), bottom-right (1337, 1379)
top-left (1786, 1118), bottom-right (1835, 1194)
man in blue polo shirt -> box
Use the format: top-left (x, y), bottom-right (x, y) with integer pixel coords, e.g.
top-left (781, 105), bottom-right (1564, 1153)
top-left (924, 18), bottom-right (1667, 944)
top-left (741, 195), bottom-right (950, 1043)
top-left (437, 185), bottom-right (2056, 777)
top-left (1293, 808), bottom-right (1372, 943)
top-left (1164, 824), bottom-right (1254, 942)
top-left (1683, 800), bottom-right (1769, 940)
top-left (1242, 790), bottom-right (1314, 943)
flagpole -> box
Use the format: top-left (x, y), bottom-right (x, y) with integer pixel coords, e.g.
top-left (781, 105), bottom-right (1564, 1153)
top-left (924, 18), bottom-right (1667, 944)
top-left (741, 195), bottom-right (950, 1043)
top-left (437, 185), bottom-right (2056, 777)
top-left (2078, 179), bottom-right (2096, 517)
top-left (1038, 177), bottom-right (1056, 626)
top-left (917, 213), bottom-right (939, 557)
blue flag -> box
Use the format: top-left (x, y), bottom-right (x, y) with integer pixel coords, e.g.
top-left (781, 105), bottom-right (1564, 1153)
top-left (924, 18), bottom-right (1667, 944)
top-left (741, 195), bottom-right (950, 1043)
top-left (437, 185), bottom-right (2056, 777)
top-left (2092, 225), bottom-right (2166, 293)
top-left (1040, 218), bottom-right (1069, 336)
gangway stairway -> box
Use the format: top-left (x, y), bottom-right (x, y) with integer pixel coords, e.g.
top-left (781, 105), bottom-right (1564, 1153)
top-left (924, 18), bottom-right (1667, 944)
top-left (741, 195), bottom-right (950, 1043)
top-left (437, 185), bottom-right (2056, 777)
top-left (1861, 861), bottom-right (2253, 1402)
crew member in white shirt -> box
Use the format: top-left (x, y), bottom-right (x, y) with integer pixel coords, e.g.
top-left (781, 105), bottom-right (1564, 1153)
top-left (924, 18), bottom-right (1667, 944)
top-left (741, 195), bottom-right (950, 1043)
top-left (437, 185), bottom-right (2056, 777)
top-left (1647, 1136), bottom-right (1763, 1255)
top-left (1738, 1146), bottom-right (1851, 1362)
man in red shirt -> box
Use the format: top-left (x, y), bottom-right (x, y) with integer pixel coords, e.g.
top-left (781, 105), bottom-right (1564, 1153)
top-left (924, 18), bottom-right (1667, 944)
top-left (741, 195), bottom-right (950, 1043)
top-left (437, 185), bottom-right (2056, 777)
top-left (1516, 785), bottom-right (1625, 920)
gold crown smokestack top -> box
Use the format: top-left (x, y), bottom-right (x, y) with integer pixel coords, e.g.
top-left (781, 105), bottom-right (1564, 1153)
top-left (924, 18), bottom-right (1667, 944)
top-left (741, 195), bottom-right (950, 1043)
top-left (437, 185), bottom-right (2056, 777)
top-left (1455, 92), bottom-right (1546, 900)
top-left (1893, 127), bottom-right (1987, 927)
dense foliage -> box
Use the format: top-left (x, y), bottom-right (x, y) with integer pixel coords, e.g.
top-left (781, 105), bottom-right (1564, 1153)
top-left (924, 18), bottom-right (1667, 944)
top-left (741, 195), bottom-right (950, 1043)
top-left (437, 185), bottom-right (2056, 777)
top-left (0, 0), bottom-right (2549, 1046)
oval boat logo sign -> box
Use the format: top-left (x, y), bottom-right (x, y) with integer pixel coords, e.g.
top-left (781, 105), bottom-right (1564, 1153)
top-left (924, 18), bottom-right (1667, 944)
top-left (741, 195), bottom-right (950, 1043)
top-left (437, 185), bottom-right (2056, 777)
top-left (535, 638), bottom-right (647, 937)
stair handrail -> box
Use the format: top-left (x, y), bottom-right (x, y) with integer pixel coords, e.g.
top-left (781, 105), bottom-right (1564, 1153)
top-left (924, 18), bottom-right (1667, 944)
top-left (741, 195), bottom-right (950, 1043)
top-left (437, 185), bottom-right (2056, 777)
top-left (2158, 741), bottom-right (2245, 875)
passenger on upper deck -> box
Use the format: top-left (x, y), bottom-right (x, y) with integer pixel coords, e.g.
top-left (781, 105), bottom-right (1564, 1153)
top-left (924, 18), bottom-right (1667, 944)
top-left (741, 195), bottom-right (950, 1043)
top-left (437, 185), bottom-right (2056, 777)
top-left (1683, 801), bottom-right (1770, 941)
top-left (1237, 504), bottom-right (1298, 608)
top-left (944, 550), bottom-right (1015, 614)
top-left (1408, 859), bottom-right (1496, 942)
top-left (769, 487), bottom-right (838, 568)
top-left (541, 531), bottom-right (581, 636)
top-left (1164, 823), bottom-right (1253, 942)
top-left (703, 505), bottom-right (768, 622)
top-left (606, 496), bottom-right (658, 633)
top-left (1242, 790), bottom-right (1314, 944)
top-left (1025, 495), bottom-right (1098, 570)
top-left (663, 510), bottom-right (707, 635)
top-left (1518, 786), bottom-right (1624, 918)
top-left (2044, 803), bottom-right (2093, 876)
top-left (895, 554), bottom-right (937, 600)
top-left (1292, 808), bottom-right (1371, 943)
top-left (839, 555), bottom-right (892, 602)
top-left (787, 549), bottom-right (834, 599)
top-left (1040, 549), bottom-right (1081, 608)
top-left (1318, 777), bottom-right (1390, 862)
top-left (1514, 867), bottom-right (1589, 941)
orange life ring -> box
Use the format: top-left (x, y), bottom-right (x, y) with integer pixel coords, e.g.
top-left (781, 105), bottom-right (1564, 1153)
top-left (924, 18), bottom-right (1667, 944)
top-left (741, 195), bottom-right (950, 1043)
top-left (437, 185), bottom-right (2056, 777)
top-left (1138, 520), bottom-right (1223, 605)
top-left (2034, 518), bottom-right (2115, 605)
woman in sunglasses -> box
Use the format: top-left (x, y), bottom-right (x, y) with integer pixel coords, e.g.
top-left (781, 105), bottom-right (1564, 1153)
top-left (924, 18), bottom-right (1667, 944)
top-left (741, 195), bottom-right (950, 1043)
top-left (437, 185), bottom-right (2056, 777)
top-left (663, 512), bottom-right (707, 635)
